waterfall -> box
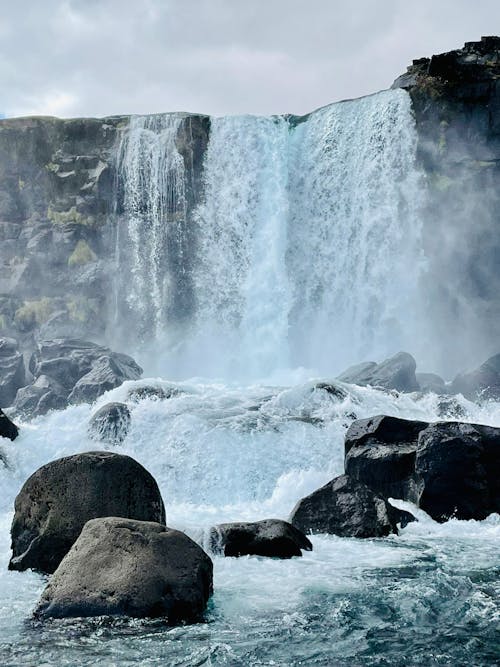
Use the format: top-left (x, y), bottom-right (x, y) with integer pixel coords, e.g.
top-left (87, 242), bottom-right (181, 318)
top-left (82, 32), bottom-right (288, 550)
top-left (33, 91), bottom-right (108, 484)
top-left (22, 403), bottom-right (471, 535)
top-left (116, 114), bottom-right (186, 340)
top-left (115, 90), bottom-right (424, 378)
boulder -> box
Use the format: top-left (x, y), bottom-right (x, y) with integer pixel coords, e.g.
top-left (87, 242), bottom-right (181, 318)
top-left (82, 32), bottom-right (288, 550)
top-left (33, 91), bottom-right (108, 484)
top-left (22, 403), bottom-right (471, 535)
top-left (9, 451), bottom-right (165, 573)
top-left (451, 353), bottom-right (500, 400)
top-left (209, 519), bottom-right (312, 558)
top-left (68, 354), bottom-right (141, 404)
top-left (34, 517), bottom-right (213, 622)
top-left (290, 474), bottom-right (411, 538)
top-left (0, 408), bottom-right (18, 441)
top-left (337, 352), bottom-right (419, 392)
top-left (344, 415), bottom-right (429, 501)
top-left (88, 402), bottom-right (131, 445)
top-left (416, 372), bottom-right (447, 394)
top-left (416, 421), bottom-right (500, 521)
top-left (13, 338), bottom-right (142, 418)
top-left (127, 385), bottom-right (179, 402)
top-left (0, 337), bottom-right (25, 407)
top-left (344, 414), bottom-right (500, 522)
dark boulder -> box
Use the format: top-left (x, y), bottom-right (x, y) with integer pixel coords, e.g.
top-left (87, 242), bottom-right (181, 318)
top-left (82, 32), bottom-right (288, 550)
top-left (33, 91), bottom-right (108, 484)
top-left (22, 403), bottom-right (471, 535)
top-left (451, 353), bottom-right (500, 400)
top-left (127, 385), bottom-right (179, 402)
top-left (13, 338), bottom-right (142, 418)
top-left (344, 415), bottom-right (429, 501)
top-left (344, 414), bottom-right (500, 522)
top-left (9, 451), bottom-right (165, 573)
top-left (416, 372), bottom-right (447, 394)
top-left (416, 421), bottom-right (500, 521)
top-left (0, 408), bottom-right (18, 441)
top-left (34, 517), bottom-right (213, 622)
top-left (0, 337), bottom-right (25, 407)
top-left (289, 474), bottom-right (411, 538)
top-left (68, 354), bottom-right (141, 404)
top-left (209, 519), bottom-right (312, 558)
top-left (88, 402), bottom-right (131, 445)
top-left (337, 352), bottom-right (419, 392)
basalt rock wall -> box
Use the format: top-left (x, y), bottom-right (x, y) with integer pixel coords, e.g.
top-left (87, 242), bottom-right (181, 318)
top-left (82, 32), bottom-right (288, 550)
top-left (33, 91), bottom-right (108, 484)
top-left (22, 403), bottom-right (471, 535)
top-left (0, 113), bottom-right (210, 350)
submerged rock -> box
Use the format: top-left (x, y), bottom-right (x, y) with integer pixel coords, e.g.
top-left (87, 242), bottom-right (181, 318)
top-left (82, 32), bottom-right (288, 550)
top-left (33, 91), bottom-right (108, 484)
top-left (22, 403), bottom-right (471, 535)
top-left (289, 474), bottom-right (410, 538)
top-left (337, 352), bottom-right (419, 393)
top-left (9, 451), bottom-right (165, 573)
top-left (0, 408), bottom-right (18, 441)
top-left (35, 517), bottom-right (213, 622)
top-left (209, 519), bottom-right (312, 558)
top-left (0, 338), bottom-right (25, 408)
top-left (127, 385), bottom-right (179, 402)
top-left (88, 402), bottom-right (131, 445)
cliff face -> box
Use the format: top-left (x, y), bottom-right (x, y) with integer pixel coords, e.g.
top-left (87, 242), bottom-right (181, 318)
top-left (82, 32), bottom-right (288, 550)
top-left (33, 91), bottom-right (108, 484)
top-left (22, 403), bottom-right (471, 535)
top-left (0, 114), bottom-right (209, 347)
top-left (393, 36), bottom-right (500, 368)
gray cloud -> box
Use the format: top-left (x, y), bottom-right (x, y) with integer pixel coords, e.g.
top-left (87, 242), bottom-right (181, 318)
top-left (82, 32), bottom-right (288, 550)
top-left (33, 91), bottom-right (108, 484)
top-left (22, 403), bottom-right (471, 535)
top-left (1, 0), bottom-right (500, 118)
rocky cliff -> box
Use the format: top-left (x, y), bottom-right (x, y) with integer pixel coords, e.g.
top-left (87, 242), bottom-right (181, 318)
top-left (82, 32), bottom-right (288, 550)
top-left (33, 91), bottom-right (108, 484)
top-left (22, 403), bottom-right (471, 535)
top-left (0, 113), bottom-right (209, 348)
top-left (393, 36), bottom-right (500, 368)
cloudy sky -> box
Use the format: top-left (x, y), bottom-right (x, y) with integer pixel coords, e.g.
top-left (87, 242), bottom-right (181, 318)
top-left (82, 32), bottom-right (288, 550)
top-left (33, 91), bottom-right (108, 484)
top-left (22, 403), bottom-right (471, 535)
top-left (1, 0), bottom-right (500, 118)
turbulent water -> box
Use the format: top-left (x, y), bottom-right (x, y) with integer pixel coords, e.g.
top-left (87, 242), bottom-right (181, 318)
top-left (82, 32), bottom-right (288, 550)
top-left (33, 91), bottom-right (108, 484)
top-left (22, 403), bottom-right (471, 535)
top-left (1, 89), bottom-right (499, 665)
top-left (0, 382), bottom-right (499, 666)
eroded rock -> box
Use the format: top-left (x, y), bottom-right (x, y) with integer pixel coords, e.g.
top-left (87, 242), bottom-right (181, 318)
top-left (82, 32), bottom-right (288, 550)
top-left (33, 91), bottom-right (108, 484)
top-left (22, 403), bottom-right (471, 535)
top-left (88, 402), bottom-right (131, 445)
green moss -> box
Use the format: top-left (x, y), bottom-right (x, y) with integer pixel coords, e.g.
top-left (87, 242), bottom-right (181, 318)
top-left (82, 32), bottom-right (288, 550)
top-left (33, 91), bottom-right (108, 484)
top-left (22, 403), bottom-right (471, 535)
top-left (18, 178), bottom-right (25, 190)
top-left (45, 162), bottom-right (59, 173)
top-left (14, 298), bottom-right (55, 331)
top-left (47, 204), bottom-right (102, 228)
top-left (430, 173), bottom-right (454, 192)
top-left (0, 314), bottom-right (6, 330)
top-left (68, 240), bottom-right (97, 267)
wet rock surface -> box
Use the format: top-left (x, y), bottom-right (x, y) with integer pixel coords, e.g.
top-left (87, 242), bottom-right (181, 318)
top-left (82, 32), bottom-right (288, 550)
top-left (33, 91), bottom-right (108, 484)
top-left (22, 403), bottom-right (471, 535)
top-left (209, 519), bottom-right (312, 558)
top-left (290, 474), bottom-right (409, 538)
top-left (0, 337), bottom-right (25, 407)
top-left (0, 408), bottom-right (18, 441)
top-left (35, 517), bottom-right (213, 622)
top-left (88, 401), bottom-right (131, 445)
top-left (9, 451), bottom-right (165, 573)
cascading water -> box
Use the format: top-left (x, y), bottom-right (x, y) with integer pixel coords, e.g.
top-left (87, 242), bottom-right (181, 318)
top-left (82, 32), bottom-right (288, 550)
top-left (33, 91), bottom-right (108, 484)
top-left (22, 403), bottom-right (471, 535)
top-left (116, 114), bottom-right (186, 341)
top-left (1, 90), bottom-right (498, 666)
top-left (115, 89), bottom-right (425, 379)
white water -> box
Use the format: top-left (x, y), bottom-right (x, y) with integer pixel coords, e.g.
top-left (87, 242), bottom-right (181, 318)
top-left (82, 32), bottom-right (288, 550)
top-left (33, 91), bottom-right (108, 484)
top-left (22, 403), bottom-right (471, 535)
top-left (1, 382), bottom-right (499, 665)
top-left (116, 89), bottom-right (426, 380)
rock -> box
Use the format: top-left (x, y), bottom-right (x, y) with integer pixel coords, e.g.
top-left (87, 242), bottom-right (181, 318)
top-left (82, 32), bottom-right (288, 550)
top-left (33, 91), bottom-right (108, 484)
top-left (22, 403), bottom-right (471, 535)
top-left (0, 408), bottom-right (18, 441)
top-left (34, 517), bottom-right (213, 622)
top-left (13, 374), bottom-right (68, 418)
top-left (209, 519), bottom-right (312, 558)
top-left (289, 474), bottom-right (410, 538)
top-left (344, 415), bottom-right (429, 501)
top-left (12, 338), bottom-right (142, 418)
top-left (416, 421), bottom-right (500, 521)
top-left (416, 372), bottom-right (447, 394)
top-left (451, 353), bottom-right (500, 400)
top-left (337, 352), bottom-right (419, 392)
top-left (0, 338), bottom-right (25, 407)
top-left (9, 451), bottom-right (165, 573)
top-left (68, 354), bottom-right (141, 404)
top-left (127, 385), bottom-right (179, 402)
top-left (344, 414), bottom-right (500, 522)
top-left (88, 402), bottom-right (131, 445)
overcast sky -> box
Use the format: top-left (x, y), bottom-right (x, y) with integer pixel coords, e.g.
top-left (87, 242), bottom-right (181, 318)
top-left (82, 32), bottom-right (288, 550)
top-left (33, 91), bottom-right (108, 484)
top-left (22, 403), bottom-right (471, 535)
top-left (1, 1), bottom-right (500, 118)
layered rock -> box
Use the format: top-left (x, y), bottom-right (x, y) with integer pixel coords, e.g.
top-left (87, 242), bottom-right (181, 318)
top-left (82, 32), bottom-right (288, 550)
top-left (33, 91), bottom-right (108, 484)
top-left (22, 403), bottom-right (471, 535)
top-left (35, 517), bottom-right (213, 622)
top-left (9, 451), bottom-right (165, 573)
top-left (209, 519), bottom-right (312, 558)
